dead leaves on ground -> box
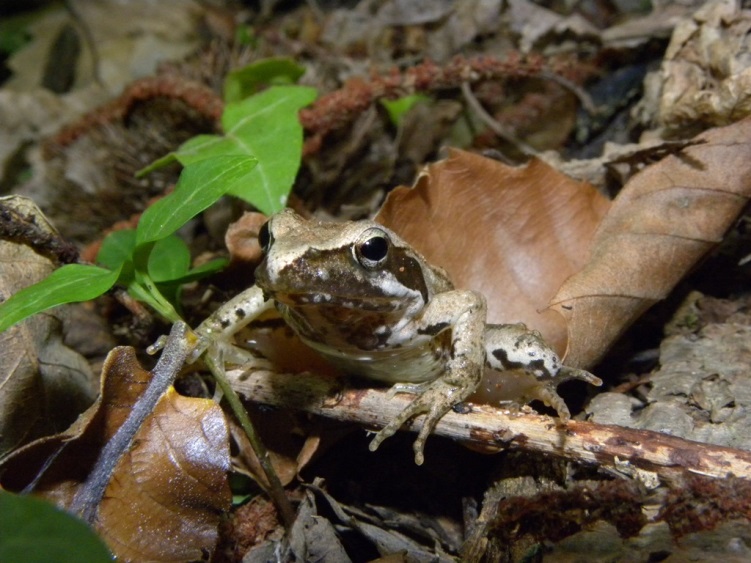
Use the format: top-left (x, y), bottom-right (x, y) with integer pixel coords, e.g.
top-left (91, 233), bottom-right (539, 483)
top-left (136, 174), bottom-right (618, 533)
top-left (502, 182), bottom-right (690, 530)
top-left (0, 347), bottom-right (231, 562)
top-left (552, 118), bottom-right (751, 367)
top-left (0, 197), bottom-right (96, 458)
top-left (377, 116), bottom-right (751, 376)
top-left (651, 0), bottom-right (751, 132)
top-left (376, 148), bottom-right (610, 358)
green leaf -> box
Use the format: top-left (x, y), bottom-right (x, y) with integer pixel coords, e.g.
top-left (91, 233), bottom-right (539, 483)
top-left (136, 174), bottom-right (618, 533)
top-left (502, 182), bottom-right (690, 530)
top-left (147, 234), bottom-right (191, 283)
top-left (137, 86), bottom-right (315, 213)
top-left (0, 492), bottom-right (113, 563)
top-left (381, 94), bottom-right (431, 126)
top-left (224, 57), bottom-right (306, 103)
top-left (171, 257), bottom-right (229, 284)
top-left (96, 230), bottom-right (136, 283)
top-left (135, 151), bottom-right (176, 177)
top-left (136, 155), bottom-right (257, 246)
top-left (0, 264), bottom-right (121, 332)
top-left (171, 85), bottom-right (317, 214)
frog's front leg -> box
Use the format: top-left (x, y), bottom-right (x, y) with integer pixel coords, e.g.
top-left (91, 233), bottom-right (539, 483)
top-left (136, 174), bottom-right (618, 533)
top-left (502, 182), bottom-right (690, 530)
top-left (190, 286), bottom-right (275, 365)
top-left (369, 290), bottom-right (487, 465)
top-left (485, 323), bottom-right (602, 418)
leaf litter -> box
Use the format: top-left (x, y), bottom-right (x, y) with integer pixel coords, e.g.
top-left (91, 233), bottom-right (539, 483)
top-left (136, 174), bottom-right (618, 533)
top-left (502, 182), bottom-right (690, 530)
top-left (4, 0), bottom-right (751, 561)
top-left (0, 346), bottom-right (231, 562)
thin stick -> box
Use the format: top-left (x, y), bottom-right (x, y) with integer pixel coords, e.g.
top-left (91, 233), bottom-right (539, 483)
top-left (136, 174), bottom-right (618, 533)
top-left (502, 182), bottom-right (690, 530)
top-left (70, 322), bottom-right (192, 523)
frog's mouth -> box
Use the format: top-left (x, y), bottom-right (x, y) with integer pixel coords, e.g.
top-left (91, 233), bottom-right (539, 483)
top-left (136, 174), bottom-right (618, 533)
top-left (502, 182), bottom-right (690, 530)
top-left (255, 262), bottom-right (423, 312)
top-left (270, 290), bottom-right (406, 312)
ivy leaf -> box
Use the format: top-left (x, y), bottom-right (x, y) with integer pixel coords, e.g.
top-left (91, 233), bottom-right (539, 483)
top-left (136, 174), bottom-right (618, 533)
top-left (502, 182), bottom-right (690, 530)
top-left (136, 155), bottom-right (257, 246)
top-left (0, 264), bottom-right (121, 332)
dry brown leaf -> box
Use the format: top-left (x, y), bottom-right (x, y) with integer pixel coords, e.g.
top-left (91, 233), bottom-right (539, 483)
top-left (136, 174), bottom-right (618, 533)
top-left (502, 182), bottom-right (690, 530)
top-left (0, 196), bottom-right (95, 457)
top-left (225, 211), bottom-right (267, 265)
top-left (0, 347), bottom-right (231, 562)
top-left (655, 0), bottom-right (751, 131)
top-left (228, 408), bottom-right (302, 488)
top-left (551, 117), bottom-right (751, 368)
top-left (376, 148), bottom-right (610, 356)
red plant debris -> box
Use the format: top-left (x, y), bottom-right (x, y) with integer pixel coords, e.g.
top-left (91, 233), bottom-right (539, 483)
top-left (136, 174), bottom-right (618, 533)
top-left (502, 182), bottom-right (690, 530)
top-left (299, 53), bottom-right (587, 155)
top-left (43, 75), bottom-right (224, 156)
top-left (42, 52), bottom-right (588, 162)
top-left (660, 475), bottom-right (751, 538)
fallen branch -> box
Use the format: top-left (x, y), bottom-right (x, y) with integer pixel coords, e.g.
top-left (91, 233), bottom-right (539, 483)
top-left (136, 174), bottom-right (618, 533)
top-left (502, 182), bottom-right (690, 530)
top-left (228, 367), bottom-right (751, 481)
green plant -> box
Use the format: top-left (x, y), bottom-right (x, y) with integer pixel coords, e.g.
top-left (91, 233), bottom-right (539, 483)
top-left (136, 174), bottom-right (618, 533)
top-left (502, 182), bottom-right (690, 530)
top-left (0, 85), bottom-right (316, 331)
top-left (0, 491), bottom-right (113, 563)
top-left (381, 94), bottom-right (431, 126)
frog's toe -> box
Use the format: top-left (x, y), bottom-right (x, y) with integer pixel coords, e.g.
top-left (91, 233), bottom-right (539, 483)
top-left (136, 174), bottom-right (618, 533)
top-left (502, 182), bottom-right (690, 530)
top-left (411, 404), bottom-right (447, 465)
top-left (369, 393), bottom-right (429, 453)
top-left (534, 384), bottom-right (572, 421)
top-left (369, 391), bottom-right (450, 465)
top-left (559, 366), bottom-right (602, 387)
top-left (368, 422), bottom-right (397, 453)
top-left (147, 335), bottom-right (168, 355)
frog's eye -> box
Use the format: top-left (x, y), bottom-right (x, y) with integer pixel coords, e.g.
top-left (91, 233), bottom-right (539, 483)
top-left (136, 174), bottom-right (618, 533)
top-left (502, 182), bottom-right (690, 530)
top-left (258, 221), bottom-right (271, 253)
top-left (355, 231), bottom-right (389, 268)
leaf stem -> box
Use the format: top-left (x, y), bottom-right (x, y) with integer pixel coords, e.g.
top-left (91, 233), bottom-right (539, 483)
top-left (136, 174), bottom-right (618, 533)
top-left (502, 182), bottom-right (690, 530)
top-left (128, 276), bottom-right (181, 323)
top-left (204, 354), bottom-right (296, 530)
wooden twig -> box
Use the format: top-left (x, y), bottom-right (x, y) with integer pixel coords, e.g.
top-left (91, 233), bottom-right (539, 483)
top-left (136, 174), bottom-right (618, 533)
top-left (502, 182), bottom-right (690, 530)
top-left (228, 367), bottom-right (751, 481)
top-left (70, 322), bottom-right (192, 523)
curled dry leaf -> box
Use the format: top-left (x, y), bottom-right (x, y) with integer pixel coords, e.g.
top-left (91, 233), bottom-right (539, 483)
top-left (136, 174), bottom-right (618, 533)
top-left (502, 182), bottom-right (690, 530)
top-left (655, 0), bottom-right (751, 131)
top-left (225, 211), bottom-right (267, 265)
top-left (0, 196), bottom-right (95, 457)
top-left (0, 347), bottom-right (231, 562)
top-left (551, 117), bottom-right (751, 368)
top-left (376, 148), bottom-right (610, 358)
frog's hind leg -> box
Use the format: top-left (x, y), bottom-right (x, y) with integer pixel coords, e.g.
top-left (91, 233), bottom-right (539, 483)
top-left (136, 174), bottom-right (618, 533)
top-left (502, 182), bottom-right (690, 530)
top-left (485, 323), bottom-right (602, 419)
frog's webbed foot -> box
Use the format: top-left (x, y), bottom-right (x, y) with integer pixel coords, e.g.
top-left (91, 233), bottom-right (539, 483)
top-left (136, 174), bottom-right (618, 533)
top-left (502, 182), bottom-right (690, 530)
top-left (369, 380), bottom-right (465, 466)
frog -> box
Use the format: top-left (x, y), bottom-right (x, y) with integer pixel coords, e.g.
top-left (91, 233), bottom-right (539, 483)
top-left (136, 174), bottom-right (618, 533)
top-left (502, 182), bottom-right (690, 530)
top-left (191, 209), bottom-right (601, 465)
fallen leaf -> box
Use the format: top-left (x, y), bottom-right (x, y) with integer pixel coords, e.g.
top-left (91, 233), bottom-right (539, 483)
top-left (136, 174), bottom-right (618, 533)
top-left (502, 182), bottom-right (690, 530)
top-left (655, 0), bottom-right (751, 131)
top-left (376, 148), bottom-right (610, 356)
top-left (0, 347), bottom-right (231, 562)
top-left (228, 408), bottom-right (302, 488)
top-left (5, 0), bottom-right (202, 93)
top-left (0, 196), bottom-right (95, 457)
top-left (506, 0), bottom-right (600, 53)
top-left (225, 211), bottom-right (267, 265)
top-left (551, 117), bottom-right (751, 368)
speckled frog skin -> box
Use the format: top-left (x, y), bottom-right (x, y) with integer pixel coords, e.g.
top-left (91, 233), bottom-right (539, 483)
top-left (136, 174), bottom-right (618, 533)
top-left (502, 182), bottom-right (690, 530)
top-left (194, 209), bottom-right (601, 464)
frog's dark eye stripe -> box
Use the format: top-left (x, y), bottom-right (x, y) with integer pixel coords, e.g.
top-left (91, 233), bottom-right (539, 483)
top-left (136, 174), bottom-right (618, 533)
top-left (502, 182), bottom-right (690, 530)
top-left (355, 232), bottom-right (389, 268)
top-left (258, 220), bottom-right (271, 253)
